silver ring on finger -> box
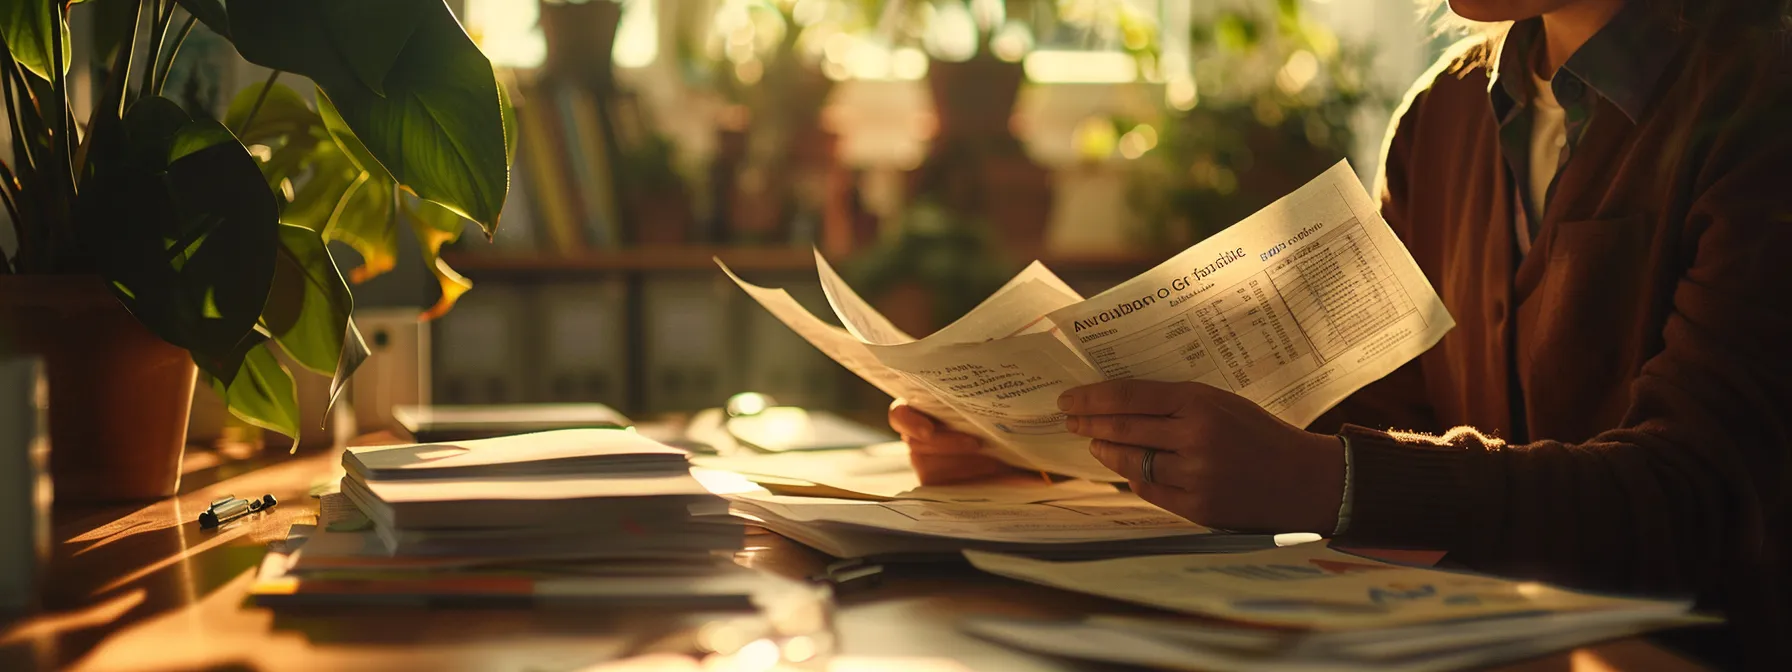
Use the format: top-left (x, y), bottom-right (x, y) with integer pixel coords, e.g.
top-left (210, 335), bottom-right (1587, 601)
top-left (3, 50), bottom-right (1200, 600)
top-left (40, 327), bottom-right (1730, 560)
top-left (1140, 448), bottom-right (1159, 485)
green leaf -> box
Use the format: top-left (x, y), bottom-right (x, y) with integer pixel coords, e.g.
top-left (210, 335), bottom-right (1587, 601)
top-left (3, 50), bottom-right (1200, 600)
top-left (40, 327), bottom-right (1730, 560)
top-left (279, 133), bottom-right (400, 284)
top-left (227, 0), bottom-right (509, 233)
top-left (207, 340), bottom-right (300, 446)
top-left (177, 0), bottom-right (230, 37)
top-left (403, 196), bottom-right (472, 320)
top-left (499, 80), bottom-right (518, 168)
top-left (315, 86), bottom-right (387, 180)
top-left (326, 173), bottom-right (400, 284)
top-left (320, 0), bottom-right (427, 96)
top-left (265, 223), bottom-right (369, 411)
top-left (227, 81), bottom-right (325, 187)
top-left (227, 81), bottom-right (318, 144)
top-left (81, 96), bottom-right (281, 384)
top-left (0, 0), bottom-right (70, 81)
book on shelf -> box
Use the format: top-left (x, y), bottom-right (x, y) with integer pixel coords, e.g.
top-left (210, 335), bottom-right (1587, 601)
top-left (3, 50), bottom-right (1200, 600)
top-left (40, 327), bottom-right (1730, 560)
top-left (516, 91), bottom-right (584, 253)
top-left (554, 85), bottom-right (623, 248)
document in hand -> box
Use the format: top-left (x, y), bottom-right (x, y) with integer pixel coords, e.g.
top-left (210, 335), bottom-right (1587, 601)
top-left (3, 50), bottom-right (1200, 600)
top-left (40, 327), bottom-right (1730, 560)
top-left (964, 542), bottom-right (1698, 631)
top-left (718, 161), bottom-right (1454, 481)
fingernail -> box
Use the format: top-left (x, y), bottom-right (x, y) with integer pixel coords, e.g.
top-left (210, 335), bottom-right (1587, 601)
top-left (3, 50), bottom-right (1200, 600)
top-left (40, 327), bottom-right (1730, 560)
top-left (1057, 391), bottom-right (1074, 411)
top-left (1064, 415), bottom-right (1080, 433)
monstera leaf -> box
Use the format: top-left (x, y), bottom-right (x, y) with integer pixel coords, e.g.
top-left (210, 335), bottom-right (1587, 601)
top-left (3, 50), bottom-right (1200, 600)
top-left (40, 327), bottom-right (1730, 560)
top-left (208, 338), bottom-right (300, 443)
top-left (265, 223), bottom-right (368, 412)
top-left (403, 195), bottom-right (474, 320)
top-left (80, 96), bottom-right (280, 384)
top-left (227, 0), bottom-right (508, 233)
top-left (227, 82), bottom-right (324, 188)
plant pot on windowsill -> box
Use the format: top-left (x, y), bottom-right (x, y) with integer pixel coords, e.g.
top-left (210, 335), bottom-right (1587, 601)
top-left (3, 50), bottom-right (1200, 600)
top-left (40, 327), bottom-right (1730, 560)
top-left (0, 275), bottom-right (196, 503)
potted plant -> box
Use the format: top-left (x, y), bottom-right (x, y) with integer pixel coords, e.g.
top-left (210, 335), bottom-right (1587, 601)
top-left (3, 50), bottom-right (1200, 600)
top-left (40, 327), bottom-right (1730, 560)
top-left (0, 0), bottom-right (510, 502)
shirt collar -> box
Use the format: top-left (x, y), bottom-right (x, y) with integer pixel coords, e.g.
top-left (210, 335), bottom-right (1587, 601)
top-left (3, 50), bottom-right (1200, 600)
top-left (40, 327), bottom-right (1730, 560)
top-left (1487, 3), bottom-right (1678, 124)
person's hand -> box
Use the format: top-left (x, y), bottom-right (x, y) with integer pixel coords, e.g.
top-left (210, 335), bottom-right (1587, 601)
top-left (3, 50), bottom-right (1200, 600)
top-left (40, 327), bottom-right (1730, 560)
top-left (888, 401), bottom-right (1024, 485)
top-left (1059, 380), bottom-right (1346, 534)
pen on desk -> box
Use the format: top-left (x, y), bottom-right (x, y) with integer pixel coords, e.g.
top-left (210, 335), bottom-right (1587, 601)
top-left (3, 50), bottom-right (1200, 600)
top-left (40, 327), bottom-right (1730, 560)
top-left (199, 494), bottom-right (277, 529)
top-left (1039, 470), bottom-right (1052, 484)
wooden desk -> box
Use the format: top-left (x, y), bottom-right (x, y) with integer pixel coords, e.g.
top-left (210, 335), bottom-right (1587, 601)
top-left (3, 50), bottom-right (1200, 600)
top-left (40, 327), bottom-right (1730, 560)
top-left (0, 447), bottom-right (1708, 672)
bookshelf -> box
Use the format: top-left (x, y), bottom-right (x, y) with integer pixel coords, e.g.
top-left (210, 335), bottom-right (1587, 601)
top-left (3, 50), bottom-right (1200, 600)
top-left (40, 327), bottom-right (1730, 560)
top-left (443, 247), bottom-right (814, 273)
top-left (431, 245), bottom-right (1167, 417)
top-left (442, 248), bottom-right (1166, 275)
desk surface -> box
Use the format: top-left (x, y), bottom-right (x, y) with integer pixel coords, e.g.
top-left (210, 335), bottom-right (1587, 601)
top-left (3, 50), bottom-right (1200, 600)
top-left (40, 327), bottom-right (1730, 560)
top-left (0, 444), bottom-right (1709, 672)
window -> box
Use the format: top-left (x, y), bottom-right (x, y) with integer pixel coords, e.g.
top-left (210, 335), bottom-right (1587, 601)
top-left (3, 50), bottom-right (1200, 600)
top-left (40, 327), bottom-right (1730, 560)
top-left (463, 0), bottom-right (658, 70)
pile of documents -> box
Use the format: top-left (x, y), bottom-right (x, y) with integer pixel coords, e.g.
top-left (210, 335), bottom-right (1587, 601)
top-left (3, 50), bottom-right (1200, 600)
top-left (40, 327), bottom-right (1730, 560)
top-left (253, 429), bottom-right (786, 608)
top-left (697, 441), bottom-right (1271, 560)
top-left (730, 492), bottom-right (1272, 561)
top-left (959, 542), bottom-right (1713, 671)
top-left (720, 160), bottom-right (1455, 481)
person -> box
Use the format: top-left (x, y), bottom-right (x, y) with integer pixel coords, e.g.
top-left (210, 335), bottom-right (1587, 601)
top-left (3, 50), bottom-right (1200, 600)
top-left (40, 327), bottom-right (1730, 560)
top-left (889, 0), bottom-right (1791, 665)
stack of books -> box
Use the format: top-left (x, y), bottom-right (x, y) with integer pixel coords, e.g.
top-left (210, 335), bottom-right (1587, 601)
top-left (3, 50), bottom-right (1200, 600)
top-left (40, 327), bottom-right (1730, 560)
top-left (338, 429), bottom-right (745, 560)
top-left (252, 429), bottom-right (784, 608)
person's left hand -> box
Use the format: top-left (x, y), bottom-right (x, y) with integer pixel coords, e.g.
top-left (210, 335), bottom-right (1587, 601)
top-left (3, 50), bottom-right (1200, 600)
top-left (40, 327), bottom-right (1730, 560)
top-left (1059, 379), bottom-right (1346, 534)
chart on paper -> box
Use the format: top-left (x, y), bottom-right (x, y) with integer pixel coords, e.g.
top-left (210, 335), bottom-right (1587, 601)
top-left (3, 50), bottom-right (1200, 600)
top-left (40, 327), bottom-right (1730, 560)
top-left (1083, 217), bottom-right (1422, 395)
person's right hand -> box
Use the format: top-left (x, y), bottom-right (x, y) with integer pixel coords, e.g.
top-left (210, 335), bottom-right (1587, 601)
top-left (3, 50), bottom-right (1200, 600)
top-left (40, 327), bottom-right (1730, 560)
top-left (888, 401), bottom-right (1022, 485)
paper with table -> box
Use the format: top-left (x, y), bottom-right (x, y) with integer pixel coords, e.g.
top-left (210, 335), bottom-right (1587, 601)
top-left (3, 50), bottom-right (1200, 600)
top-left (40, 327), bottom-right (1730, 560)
top-left (963, 542), bottom-right (1697, 631)
top-left (718, 161), bottom-right (1454, 481)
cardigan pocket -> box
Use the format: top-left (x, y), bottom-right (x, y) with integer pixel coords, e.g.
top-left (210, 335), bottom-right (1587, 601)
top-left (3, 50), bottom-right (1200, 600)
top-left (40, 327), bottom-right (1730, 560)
top-left (1522, 214), bottom-right (1654, 432)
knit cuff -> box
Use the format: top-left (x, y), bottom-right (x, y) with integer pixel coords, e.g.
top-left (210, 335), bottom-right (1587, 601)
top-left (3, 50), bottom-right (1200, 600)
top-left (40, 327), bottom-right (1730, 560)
top-left (1332, 424), bottom-right (1471, 549)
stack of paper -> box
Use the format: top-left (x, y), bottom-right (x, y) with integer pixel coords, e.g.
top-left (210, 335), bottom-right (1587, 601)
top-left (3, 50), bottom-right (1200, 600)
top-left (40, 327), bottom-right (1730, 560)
top-left (337, 429), bottom-right (747, 560)
top-left (728, 491), bottom-right (1272, 561)
top-left (251, 523), bottom-right (800, 609)
top-left (959, 542), bottom-right (1714, 671)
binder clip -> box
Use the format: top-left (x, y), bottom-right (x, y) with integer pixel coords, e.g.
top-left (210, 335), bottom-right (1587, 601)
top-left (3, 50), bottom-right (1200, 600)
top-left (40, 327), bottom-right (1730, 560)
top-left (199, 494), bottom-right (277, 529)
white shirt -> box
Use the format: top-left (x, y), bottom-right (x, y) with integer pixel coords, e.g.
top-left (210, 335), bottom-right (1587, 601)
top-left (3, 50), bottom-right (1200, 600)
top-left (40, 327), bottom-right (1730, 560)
top-left (1528, 70), bottom-right (1570, 218)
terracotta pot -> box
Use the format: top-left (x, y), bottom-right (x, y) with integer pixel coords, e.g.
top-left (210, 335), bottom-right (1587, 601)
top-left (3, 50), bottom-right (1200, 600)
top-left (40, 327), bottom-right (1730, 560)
top-left (914, 54), bottom-right (1054, 256)
top-left (0, 275), bottom-right (196, 503)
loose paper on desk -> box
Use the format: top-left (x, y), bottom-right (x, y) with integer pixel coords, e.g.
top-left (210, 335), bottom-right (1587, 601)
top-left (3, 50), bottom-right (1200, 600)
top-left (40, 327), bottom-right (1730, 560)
top-left (964, 542), bottom-right (1691, 631)
top-left (734, 491), bottom-right (1211, 544)
top-left (718, 161), bottom-right (1454, 481)
top-left (693, 441), bottom-right (1116, 503)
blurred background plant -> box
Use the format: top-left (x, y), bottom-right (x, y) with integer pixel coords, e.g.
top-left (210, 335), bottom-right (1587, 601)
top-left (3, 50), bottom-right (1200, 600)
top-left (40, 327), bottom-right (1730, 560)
top-left (1128, 0), bottom-right (1389, 246)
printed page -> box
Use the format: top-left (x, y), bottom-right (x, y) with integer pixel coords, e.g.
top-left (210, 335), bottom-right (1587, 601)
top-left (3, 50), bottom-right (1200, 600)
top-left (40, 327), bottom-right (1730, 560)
top-left (965, 542), bottom-right (1689, 631)
top-left (722, 260), bottom-right (1110, 480)
top-left (868, 332), bottom-right (1114, 481)
top-left (930, 278), bottom-right (1083, 344)
top-left (812, 249), bottom-right (915, 345)
top-left (715, 262), bottom-right (974, 434)
top-left (734, 492), bottom-right (1211, 543)
top-left (1046, 161), bottom-right (1455, 428)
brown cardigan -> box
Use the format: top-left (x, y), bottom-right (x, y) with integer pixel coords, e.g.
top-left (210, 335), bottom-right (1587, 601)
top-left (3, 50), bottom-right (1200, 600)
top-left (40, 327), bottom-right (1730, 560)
top-left (1319, 31), bottom-right (1792, 663)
